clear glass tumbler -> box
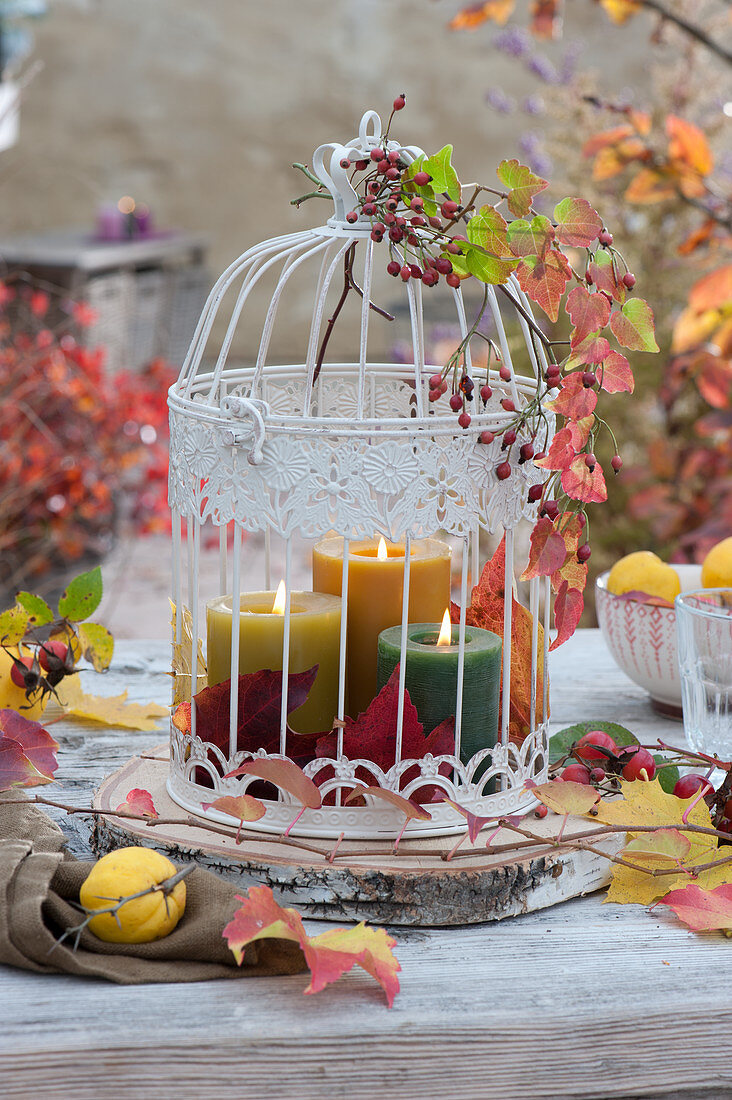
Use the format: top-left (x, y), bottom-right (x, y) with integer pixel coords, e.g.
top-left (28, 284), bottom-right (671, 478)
top-left (676, 588), bottom-right (732, 757)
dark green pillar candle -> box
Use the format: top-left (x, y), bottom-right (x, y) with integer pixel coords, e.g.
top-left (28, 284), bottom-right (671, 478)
top-left (376, 622), bottom-right (502, 764)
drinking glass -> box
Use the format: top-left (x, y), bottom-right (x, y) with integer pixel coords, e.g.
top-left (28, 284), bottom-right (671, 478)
top-left (676, 588), bottom-right (732, 757)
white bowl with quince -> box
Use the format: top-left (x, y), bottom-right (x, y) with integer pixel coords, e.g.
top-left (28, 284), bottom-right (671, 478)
top-left (595, 540), bottom-right (732, 716)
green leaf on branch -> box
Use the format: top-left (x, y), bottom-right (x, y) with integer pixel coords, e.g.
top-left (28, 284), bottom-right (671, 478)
top-left (609, 298), bottom-right (659, 353)
top-left (553, 197), bottom-right (603, 247)
top-left (496, 158), bottom-right (548, 217)
top-left (549, 720), bottom-right (639, 765)
top-left (463, 241), bottom-right (518, 284)
top-left (77, 622), bottom-right (114, 672)
top-left (507, 214), bottom-right (555, 258)
top-left (654, 756), bottom-right (680, 794)
top-left (422, 145), bottom-right (461, 202)
top-left (466, 205), bottom-right (513, 257)
top-left (15, 592), bottom-right (54, 629)
top-left (401, 156), bottom-right (438, 217)
top-left (0, 605), bottom-right (30, 646)
top-left (58, 566), bottom-right (103, 622)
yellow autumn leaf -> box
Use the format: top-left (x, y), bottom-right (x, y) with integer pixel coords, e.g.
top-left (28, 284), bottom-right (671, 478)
top-left (593, 778), bottom-right (713, 832)
top-left (170, 601), bottom-right (207, 704)
top-left (56, 676), bottom-right (168, 731)
top-left (607, 845), bottom-right (731, 908)
top-left (599, 0), bottom-right (641, 24)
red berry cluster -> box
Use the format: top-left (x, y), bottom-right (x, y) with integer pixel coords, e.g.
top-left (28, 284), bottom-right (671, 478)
top-left (7, 636), bottom-right (77, 704)
top-left (558, 730), bottom-right (657, 786)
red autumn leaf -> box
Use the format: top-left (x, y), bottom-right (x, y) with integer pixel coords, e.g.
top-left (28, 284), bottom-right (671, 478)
top-left (550, 514), bottom-right (589, 595)
top-left (223, 884), bottom-right (400, 1006)
top-left (194, 666), bottom-right (318, 758)
top-left (624, 167), bottom-right (677, 204)
top-left (567, 415), bottom-right (595, 451)
top-left (440, 796), bottom-right (495, 843)
top-left (657, 883), bottom-right (732, 934)
top-left (202, 793), bottom-right (266, 822)
top-left (0, 708), bottom-right (58, 779)
top-left (587, 251), bottom-right (626, 303)
top-left (609, 299), bottom-right (659, 353)
top-left (553, 197), bottom-right (603, 248)
top-left (0, 737), bottom-right (47, 792)
top-left (226, 757), bottom-right (322, 810)
top-left (582, 125), bottom-right (635, 158)
top-left (534, 427), bottom-right (575, 472)
top-left (550, 580), bottom-right (585, 651)
top-left (599, 350), bottom-right (635, 394)
top-left (666, 115), bottom-right (713, 178)
top-left (548, 373), bottom-right (598, 420)
top-left (695, 356), bottom-right (732, 410)
top-left (345, 785), bottom-right (431, 821)
top-left (561, 454), bottom-right (608, 504)
top-left (689, 265), bottom-right (732, 312)
top-left (316, 666), bottom-right (454, 775)
top-left (529, 778), bottom-right (599, 814)
top-left (566, 333), bottom-right (612, 368)
top-left (496, 158), bottom-right (549, 218)
top-left (530, 0), bottom-right (562, 38)
top-left (516, 248), bottom-right (572, 322)
top-left (566, 285), bottom-right (612, 344)
top-left (507, 214), bottom-right (555, 258)
top-left (116, 788), bottom-right (159, 819)
top-left (521, 516), bottom-right (568, 581)
top-left (172, 701), bottom-right (191, 733)
top-left (454, 535), bottom-right (544, 742)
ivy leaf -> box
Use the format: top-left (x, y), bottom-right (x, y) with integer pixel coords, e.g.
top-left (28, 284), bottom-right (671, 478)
top-left (422, 144), bottom-right (461, 203)
top-left (549, 720), bottom-right (638, 765)
top-left (553, 197), bottom-right (603, 247)
top-left (587, 250), bottom-right (626, 302)
top-left (58, 566), bottom-right (103, 622)
top-left (454, 535), bottom-right (544, 742)
top-left (225, 757), bottom-right (322, 811)
top-left (466, 204), bottom-right (513, 257)
top-left (116, 788), bottom-right (159, 819)
top-left (0, 605), bottom-right (30, 646)
top-left (516, 248), bottom-right (572, 321)
top-left (454, 238), bottom-right (518, 284)
top-left (550, 580), bottom-right (585, 651)
top-left (529, 779), bottom-right (599, 816)
top-left (566, 285), bottom-right (612, 345)
top-left (496, 158), bottom-right (548, 217)
top-left (599, 350), bottom-right (635, 394)
top-left (77, 622), bottom-right (114, 672)
top-left (223, 884), bottom-right (401, 1006)
top-left (610, 298), bottom-right (659, 353)
top-left (520, 516), bottom-right (568, 581)
top-left (534, 426), bottom-right (577, 472)
top-left (15, 592), bottom-right (54, 629)
top-left (547, 373), bottom-right (598, 420)
top-left (561, 454), bottom-right (608, 504)
top-left (507, 214), bottom-right (555, 258)
top-left (55, 677), bottom-right (168, 731)
top-left (566, 333), bottom-right (612, 369)
top-left (0, 708), bottom-right (58, 783)
top-left (658, 883), bottom-right (732, 934)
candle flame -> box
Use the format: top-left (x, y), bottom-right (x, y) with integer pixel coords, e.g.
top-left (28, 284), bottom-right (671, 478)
top-left (272, 580), bottom-right (287, 615)
top-left (437, 608), bottom-right (452, 647)
top-left (377, 536), bottom-right (388, 561)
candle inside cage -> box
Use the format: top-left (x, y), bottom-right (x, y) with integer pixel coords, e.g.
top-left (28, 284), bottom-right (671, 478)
top-left (376, 611), bottom-right (502, 763)
top-left (206, 585), bottom-right (341, 735)
top-left (312, 535), bottom-right (451, 717)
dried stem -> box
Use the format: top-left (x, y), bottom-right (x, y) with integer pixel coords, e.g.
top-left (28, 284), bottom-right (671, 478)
top-left (639, 0), bottom-right (732, 65)
top-left (313, 243), bottom-right (356, 385)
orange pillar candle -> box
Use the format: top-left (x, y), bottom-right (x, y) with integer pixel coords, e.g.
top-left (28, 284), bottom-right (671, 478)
top-left (312, 536), bottom-right (452, 716)
top-left (206, 584), bottom-right (341, 735)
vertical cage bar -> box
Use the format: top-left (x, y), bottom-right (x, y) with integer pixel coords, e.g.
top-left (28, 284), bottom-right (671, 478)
top-left (189, 518), bottom-right (201, 741)
top-left (501, 527), bottom-right (514, 748)
top-left (228, 523), bottom-right (242, 762)
top-left (356, 238), bottom-right (374, 420)
top-left (542, 575), bottom-right (551, 725)
top-left (264, 528), bottom-right (272, 591)
top-left (219, 523), bottom-right (227, 595)
top-left (471, 522), bottom-right (480, 588)
top-left (406, 279), bottom-right (426, 418)
top-left (454, 538), bottom-right (469, 760)
top-left (530, 576), bottom-right (539, 734)
top-left (335, 537), bottom-right (350, 807)
top-left (187, 520), bottom-right (194, 610)
top-left (172, 510), bottom-right (183, 646)
top-left (395, 534), bottom-right (412, 765)
top-left (279, 538), bottom-right (293, 755)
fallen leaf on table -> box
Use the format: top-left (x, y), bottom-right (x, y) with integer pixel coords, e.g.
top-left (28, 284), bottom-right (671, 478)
top-left (224, 884), bottom-right (400, 1006)
top-left (56, 677), bottom-right (168, 731)
top-left (657, 882), bottom-right (732, 935)
top-left (116, 787), bottom-right (159, 818)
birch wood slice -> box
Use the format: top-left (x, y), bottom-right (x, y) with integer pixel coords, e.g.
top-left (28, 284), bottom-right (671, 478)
top-left (93, 748), bottom-right (621, 926)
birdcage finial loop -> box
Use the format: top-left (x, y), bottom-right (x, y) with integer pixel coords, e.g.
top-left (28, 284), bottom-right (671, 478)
top-left (221, 395), bottom-right (268, 465)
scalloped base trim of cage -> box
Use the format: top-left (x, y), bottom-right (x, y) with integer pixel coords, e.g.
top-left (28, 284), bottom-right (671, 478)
top-left (92, 748), bottom-right (621, 927)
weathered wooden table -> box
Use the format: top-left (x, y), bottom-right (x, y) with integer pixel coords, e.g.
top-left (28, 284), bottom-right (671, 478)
top-left (2, 630), bottom-right (730, 1100)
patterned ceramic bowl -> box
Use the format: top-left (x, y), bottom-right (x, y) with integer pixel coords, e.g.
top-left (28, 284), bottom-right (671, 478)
top-left (595, 563), bottom-right (703, 717)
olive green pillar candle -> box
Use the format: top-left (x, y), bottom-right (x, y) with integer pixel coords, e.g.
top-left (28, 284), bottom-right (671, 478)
top-left (376, 622), bottom-right (502, 764)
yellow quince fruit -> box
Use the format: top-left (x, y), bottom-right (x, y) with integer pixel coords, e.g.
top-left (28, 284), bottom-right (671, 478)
top-left (79, 846), bottom-right (186, 944)
top-left (701, 537), bottom-right (732, 589)
top-left (606, 550), bottom-right (681, 604)
top-left (0, 646), bottom-right (46, 719)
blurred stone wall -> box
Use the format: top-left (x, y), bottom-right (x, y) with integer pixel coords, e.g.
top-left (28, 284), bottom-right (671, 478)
top-left (3, 0), bottom-right (650, 361)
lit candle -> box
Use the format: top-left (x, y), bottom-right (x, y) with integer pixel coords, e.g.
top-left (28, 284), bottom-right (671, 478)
top-left (376, 609), bottom-right (502, 763)
top-left (312, 535), bottom-right (451, 716)
top-left (206, 582), bottom-right (342, 735)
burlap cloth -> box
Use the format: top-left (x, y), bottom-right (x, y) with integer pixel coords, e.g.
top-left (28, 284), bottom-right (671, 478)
top-left (0, 794), bottom-right (306, 983)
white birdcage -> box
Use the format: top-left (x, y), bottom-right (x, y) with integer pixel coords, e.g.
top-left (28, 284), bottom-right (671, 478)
top-left (166, 110), bottom-right (554, 840)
